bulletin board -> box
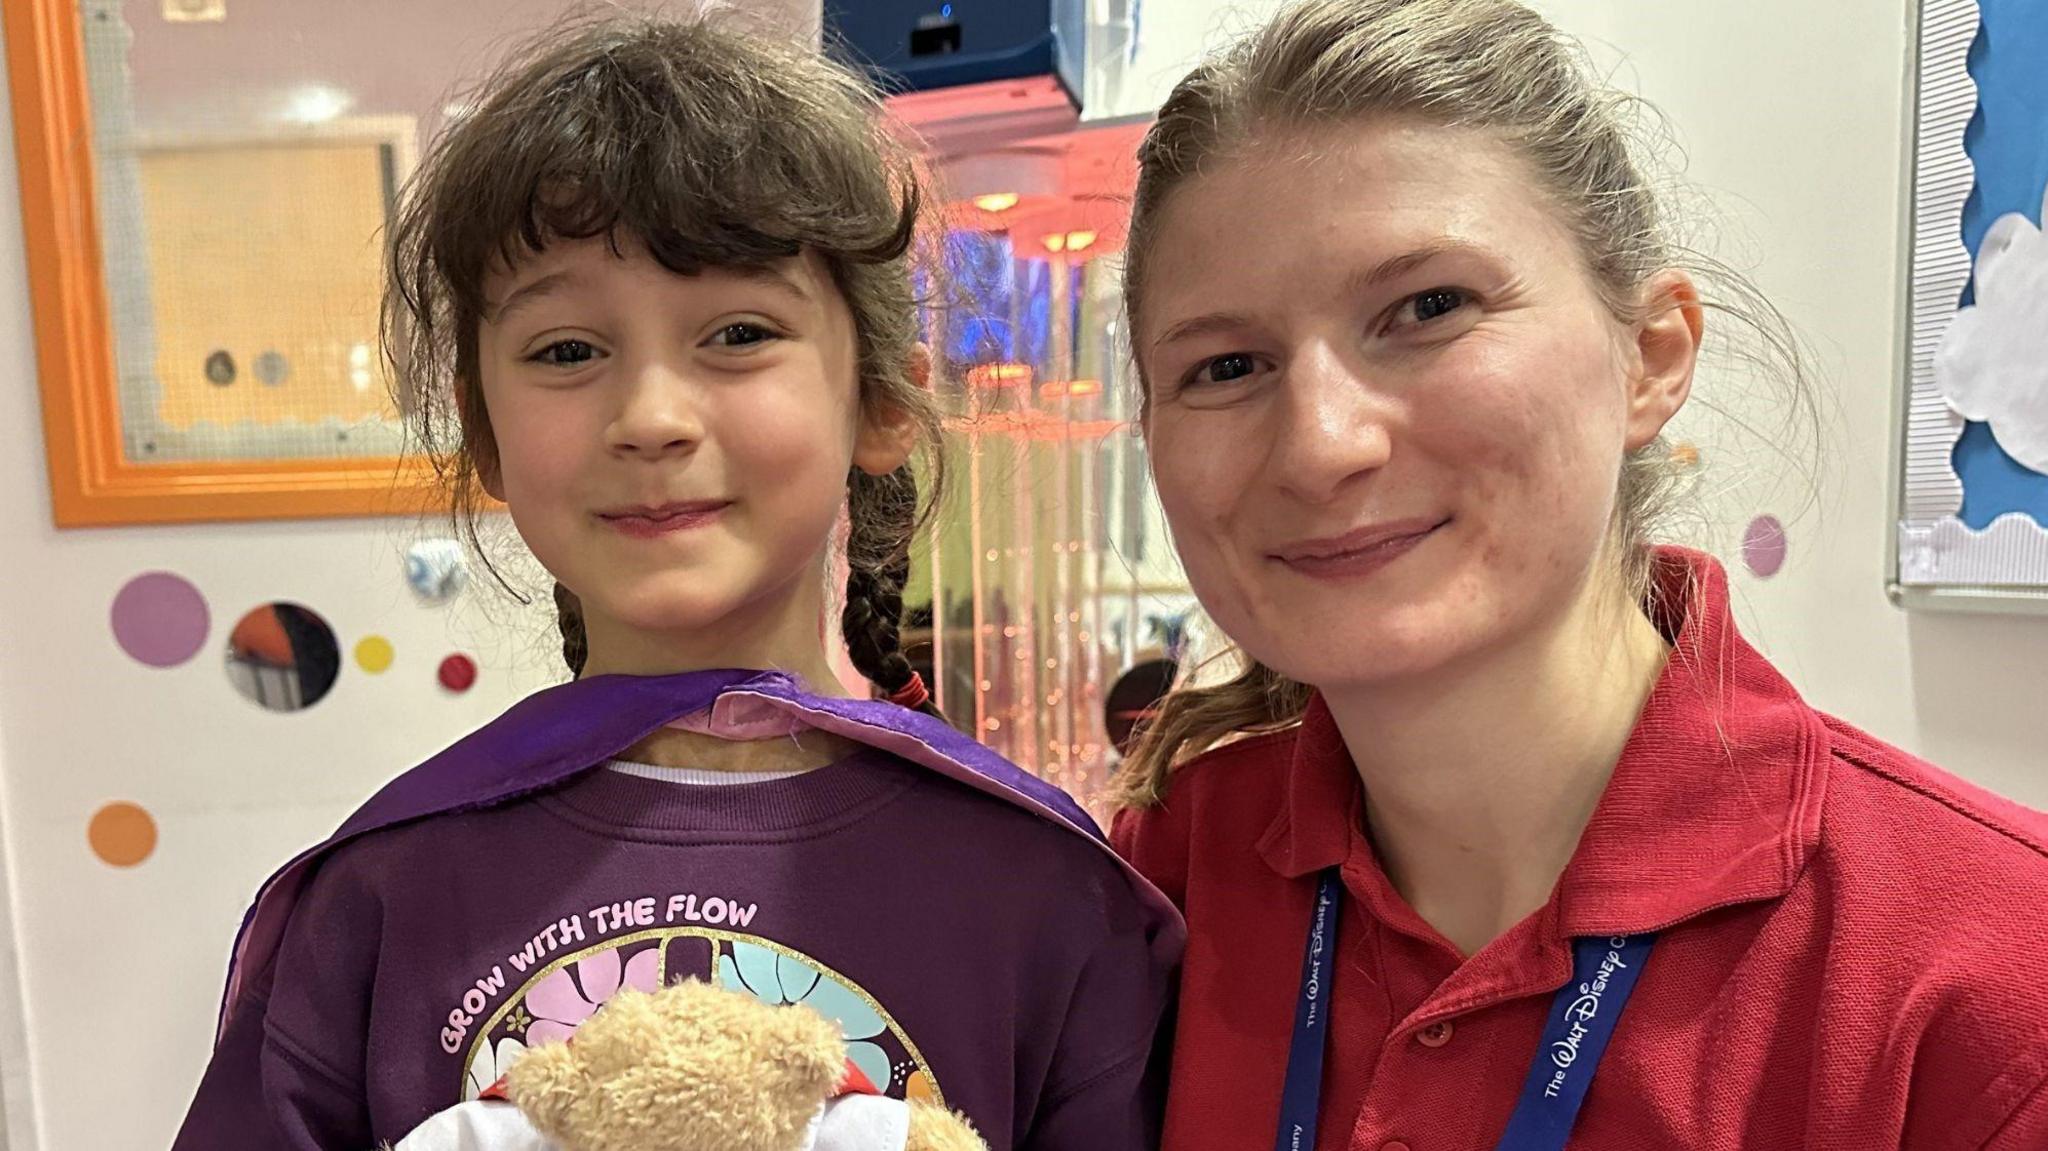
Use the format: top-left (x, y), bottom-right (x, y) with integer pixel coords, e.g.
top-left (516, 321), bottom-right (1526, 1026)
top-left (1890, 0), bottom-right (2048, 611)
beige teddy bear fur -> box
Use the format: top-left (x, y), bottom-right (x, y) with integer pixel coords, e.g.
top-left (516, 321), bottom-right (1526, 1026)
top-left (506, 979), bottom-right (986, 1151)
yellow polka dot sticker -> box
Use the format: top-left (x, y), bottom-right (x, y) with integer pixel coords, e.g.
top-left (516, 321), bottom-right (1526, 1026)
top-left (355, 635), bottom-right (395, 674)
top-left (90, 802), bottom-right (157, 868)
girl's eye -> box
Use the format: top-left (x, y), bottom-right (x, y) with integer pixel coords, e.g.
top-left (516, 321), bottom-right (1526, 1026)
top-left (1186, 352), bottom-right (1259, 388)
top-left (529, 339), bottom-right (599, 367)
top-left (1400, 287), bottom-right (1470, 326)
top-left (709, 322), bottom-right (779, 348)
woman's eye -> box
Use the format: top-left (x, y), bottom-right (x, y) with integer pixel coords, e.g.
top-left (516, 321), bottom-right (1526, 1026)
top-left (1187, 352), bottom-right (1259, 387)
top-left (529, 339), bottom-right (599, 367)
top-left (709, 322), bottom-right (778, 348)
top-left (1402, 287), bottom-right (1470, 326)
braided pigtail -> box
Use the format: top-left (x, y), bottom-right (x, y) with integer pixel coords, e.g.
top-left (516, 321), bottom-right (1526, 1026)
top-left (553, 582), bottom-right (589, 678)
top-left (842, 464), bottom-right (943, 720)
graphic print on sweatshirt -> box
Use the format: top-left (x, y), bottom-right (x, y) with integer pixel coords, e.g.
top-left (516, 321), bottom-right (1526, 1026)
top-left (445, 896), bottom-right (940, 1106)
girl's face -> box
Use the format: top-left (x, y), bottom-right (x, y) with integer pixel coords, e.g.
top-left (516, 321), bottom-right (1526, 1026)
top-left (476, 239), bottom-right (912, 674)
top-left (1136, 122), bottom-right (1696, 694)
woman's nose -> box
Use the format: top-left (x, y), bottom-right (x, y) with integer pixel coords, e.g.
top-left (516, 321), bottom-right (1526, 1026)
top-left (1265, 343), bottom-right (1394, 502)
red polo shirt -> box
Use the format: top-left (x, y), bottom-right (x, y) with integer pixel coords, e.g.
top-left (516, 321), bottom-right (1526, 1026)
top-left (1113, 552), bottom-right (2048, 1150)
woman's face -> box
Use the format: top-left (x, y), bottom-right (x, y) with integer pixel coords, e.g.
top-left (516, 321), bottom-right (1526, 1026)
top-left (1137, 121), bottom-right (1694, 693)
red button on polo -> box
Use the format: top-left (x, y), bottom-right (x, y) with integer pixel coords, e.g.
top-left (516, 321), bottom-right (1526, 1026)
top-left (1417, 1021), bottom-right (1453, 1048)
top-left (1382, 1141), bottom-right (1412, 1151)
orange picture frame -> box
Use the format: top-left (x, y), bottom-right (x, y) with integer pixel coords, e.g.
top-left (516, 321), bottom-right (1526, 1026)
top-left (5, 0), bottom-right (443, 527)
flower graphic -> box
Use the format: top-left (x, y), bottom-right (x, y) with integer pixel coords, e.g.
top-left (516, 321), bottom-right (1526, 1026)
top-left (523, 945), bottom-right (661, 1048)
top-left (464, 1036), bottom-right (528, 1100)
top-left (719, 940), bottom-right (892, 1093)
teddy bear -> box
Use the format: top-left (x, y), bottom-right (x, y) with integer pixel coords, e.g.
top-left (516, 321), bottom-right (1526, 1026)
top-left (390, 978), bottom-right (986, 1151)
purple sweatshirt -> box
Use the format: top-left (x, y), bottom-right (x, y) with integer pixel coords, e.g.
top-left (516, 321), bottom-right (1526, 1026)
top-left (171, 672), bottom-right (1180, 1151)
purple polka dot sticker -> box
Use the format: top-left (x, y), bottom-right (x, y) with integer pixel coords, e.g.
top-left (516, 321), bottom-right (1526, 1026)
top-left (111, 572), bottom-right (211, 667)
top-left (1742, 515), bottom-right (1788, 579)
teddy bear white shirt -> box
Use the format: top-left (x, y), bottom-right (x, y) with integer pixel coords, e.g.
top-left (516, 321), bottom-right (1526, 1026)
top-left (389, 1095), bottom-right (911, 1151)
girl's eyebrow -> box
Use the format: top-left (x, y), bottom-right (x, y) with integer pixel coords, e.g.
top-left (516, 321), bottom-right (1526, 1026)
top-left (723, 263), bottom-right (817, 308)
top-left (488, 270), bottom-right (579, 326)
top-left (487, 263), bottom-right (815, 327)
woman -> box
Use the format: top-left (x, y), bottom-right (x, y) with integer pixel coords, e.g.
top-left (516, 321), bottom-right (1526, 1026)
top-left (1109, 1), bottom-right (2048, 1148)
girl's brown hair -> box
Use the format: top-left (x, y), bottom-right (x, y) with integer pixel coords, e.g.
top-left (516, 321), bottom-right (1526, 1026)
top-left (385, 13), bottom-right (944, 711)
top-left (1114, 0), bottom-right (1815, 805)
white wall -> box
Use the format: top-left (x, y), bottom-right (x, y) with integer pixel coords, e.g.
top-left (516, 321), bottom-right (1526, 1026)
top-left (2, 0), bottom-right (2046, 1148)
top-left (0, 29), bottom-right (559, 1151)
top-left (1519, 0), bottom-right (2048, 803)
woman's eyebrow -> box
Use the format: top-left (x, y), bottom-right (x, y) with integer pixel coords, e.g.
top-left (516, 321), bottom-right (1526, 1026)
top-left (1340, 237), bottom-right (1492, 298)
top-left (1149, 238), bottom-right (1493, 353)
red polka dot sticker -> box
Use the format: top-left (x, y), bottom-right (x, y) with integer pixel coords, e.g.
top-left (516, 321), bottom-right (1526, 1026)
top-left (438, 653), bottom-right (478, 693)
top-left (110, 572), bottom-right (211, 668)
top-left (1742, 515), bottom-right (1789, 578)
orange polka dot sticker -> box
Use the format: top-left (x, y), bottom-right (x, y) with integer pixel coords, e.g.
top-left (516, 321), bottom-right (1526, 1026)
top-left (89, 802), bottom-right (157, 868)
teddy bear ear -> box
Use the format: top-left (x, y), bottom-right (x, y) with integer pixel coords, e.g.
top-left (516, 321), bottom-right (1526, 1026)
top-left (752, 997), bottom-right (855, 1088)
top-left (645, 978), bottom-right (848, 1091)
top-left (505, 1039), bottom-right (589, 1143)
top-left (504, 979), bottom-right (860, 1151)
top-left (905, 1099), bottom-right (990, 1151)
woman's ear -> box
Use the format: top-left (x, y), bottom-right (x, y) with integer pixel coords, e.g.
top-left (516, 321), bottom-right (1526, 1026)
top-left (852, 343), bottom-right (930, 477)
top-left (1623, 270), bottom-right (1703, 451)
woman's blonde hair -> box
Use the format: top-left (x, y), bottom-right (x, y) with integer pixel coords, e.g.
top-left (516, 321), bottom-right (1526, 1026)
top-left (1114, 0), bottom-right (1813, 806)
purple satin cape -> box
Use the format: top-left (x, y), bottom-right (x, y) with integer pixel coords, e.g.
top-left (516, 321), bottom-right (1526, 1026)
top-left (215, 668), bottom-right (1182, 1040)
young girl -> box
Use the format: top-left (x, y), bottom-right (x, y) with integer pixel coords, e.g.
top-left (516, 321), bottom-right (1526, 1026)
top-left (1110, 1), bottom-right (2048, 1149)
top-left (172, 17), bottom-right (1177, 1151)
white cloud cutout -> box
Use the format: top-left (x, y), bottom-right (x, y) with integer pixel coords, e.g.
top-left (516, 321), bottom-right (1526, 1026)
top-left (1935, 184), bottom-right (2048, 475)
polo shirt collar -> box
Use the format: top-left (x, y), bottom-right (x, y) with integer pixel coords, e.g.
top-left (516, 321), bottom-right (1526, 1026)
top-left (1256, 547), bottom-right (1829, 937)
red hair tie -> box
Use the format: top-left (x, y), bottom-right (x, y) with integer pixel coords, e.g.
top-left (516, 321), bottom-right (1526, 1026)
top-left (885, 672), bottom-right (929, 711)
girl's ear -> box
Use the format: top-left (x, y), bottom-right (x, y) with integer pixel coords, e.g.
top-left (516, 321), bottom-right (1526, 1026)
top-left (455, 380), bottom-right (507, 499)
top-left (477, 450), bottom-right (505, 501)
top-left (476, 442), bottom-right (505, 502)
top-left (852, 344), bottom-right (930, 477)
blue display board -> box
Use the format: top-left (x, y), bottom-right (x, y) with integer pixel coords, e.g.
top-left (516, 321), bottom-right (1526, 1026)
top-left (1893, 0), bottom-right (2048, 609)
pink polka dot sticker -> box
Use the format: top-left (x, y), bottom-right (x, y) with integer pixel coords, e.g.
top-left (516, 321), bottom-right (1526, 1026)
top-left (1742, 515), bottom-right (1788, 578)
top-left (111, 572), bottom-right (211, 667)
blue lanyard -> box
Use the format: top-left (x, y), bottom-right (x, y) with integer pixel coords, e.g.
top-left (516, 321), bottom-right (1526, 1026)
top-left (1273, 870), bottom-right (1343, 1151)
top-left (1274, 868), bottom-right (1656, 1151)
